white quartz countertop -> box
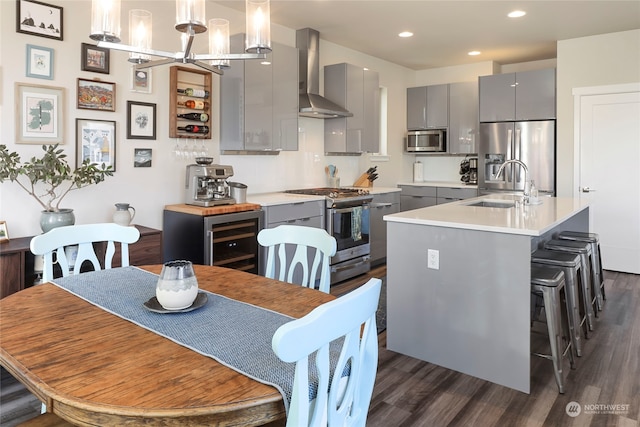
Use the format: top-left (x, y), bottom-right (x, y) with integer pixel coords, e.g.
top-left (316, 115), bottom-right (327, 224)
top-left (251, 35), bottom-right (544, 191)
top-left (384, 194), bottom-right (590, 236)
top-left (247, 187), bottom-right (400, 207)
top-left (397, 181), bottom-right (476, 189)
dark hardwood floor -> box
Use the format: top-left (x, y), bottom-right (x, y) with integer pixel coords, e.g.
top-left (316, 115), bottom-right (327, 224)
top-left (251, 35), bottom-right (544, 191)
top-left (2, 266), bottom-right (638, 427)
top-left (334, 265), bottom-right (640, 427)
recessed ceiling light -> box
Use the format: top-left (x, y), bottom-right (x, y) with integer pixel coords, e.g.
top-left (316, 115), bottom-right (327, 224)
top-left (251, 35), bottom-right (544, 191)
top-left (508, 10), bottom-right (526, 18)
top-left (399, 31), bottom-right (413, 38)
top-left (468, 51), bottom-right (481, 56)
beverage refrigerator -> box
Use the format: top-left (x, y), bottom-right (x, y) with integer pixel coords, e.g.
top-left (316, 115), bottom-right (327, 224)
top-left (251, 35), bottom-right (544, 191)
top-left (478, 120), bottom-right (555, 196)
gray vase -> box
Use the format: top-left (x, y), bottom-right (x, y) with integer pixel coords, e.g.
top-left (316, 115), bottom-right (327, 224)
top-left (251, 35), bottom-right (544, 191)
top-left (40, 209), bottom-right (75, 233)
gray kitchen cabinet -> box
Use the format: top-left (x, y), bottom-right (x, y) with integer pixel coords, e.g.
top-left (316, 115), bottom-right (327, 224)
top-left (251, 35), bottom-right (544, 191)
top-left (369, 191), bottom-right (400, 265)
top-left (261, 199), bottom-right (325, 280)
top-left (362, 68), bottom-right (380, 153)
top-left (220, 36), bottom-right (298, 153)
top-left (400, 185), bottom-right (477, 210)
top-left (399, 185), bottom-right (437, 211)
top-left (406, 86), bottom-right (427, 131)
top-left (479, 68), bottom-right (556, 122)
top-left (262, 200), bottom-right (325, 228)
top-left (272, 41), bottom-right (299, 151)
top-left (406, 84), bottom-right (449, 130)
top-left (515, 68), bottom-right (556, 121)
top-left (436, 186), bottom-right (477, 205)
top-left (448, 81), bottom-right (478, 154)
top-left (324, 63), bottom-right (380, 154)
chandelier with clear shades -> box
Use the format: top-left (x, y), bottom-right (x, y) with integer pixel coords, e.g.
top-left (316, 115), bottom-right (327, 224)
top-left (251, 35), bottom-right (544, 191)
top-left (89, 0), bottom-right (271, 75)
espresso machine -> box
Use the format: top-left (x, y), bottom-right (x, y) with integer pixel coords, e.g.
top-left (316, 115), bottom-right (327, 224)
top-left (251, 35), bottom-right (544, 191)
top-left (185, 161), bottom-right (235, 206)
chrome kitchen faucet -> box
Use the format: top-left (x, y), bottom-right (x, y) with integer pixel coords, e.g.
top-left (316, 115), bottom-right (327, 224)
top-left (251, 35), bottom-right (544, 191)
top-left (495, 159), bottom-right (531, 205)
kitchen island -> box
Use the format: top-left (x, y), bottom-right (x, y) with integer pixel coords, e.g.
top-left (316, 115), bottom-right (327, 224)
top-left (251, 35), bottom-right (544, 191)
top-left (383, 194), bottom-right (590, 393)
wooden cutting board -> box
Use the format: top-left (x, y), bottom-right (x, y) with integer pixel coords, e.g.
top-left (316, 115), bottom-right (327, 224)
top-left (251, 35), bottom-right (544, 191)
top-left (164, 203), bottom-right (262, 216)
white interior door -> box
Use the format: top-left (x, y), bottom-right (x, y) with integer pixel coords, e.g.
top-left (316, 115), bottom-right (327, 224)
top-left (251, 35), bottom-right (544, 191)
top-left (576, 86), bottom-right (640, 274)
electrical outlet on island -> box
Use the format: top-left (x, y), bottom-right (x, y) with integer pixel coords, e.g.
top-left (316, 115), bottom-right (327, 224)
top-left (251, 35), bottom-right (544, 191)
top-left (427, 249), bottom-right (440, 270)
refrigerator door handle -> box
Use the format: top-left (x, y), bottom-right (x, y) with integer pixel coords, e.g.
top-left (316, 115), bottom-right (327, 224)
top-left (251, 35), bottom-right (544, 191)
top-left (515, 127), bottom-right (522, 183)
top-left (507, 128), bottom-right (513, 183)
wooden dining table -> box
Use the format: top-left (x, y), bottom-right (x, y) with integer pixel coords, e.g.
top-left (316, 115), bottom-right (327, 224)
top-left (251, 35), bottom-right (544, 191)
top-left (0, 264), bottom-right (335, 426)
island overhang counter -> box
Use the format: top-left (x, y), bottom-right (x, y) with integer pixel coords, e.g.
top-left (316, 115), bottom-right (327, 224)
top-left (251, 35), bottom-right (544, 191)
top-left (383, 194), bottom-right (590, 393)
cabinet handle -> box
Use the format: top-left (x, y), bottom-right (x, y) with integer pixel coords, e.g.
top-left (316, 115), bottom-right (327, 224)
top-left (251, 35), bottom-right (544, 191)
top-left (373, 203), bottom-right (393, 209)
top-left (331, 256), bottom-right (370, 272)
top-left (207, 230), bottom-right (214, 266)
top-left (286, 218), bottom-right (311, 223)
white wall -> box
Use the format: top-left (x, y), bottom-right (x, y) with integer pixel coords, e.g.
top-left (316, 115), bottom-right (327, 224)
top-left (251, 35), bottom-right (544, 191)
top-left (556, 29), bottom-right (640, 197)
top-left (0, 0), bottom-right (417, 238)
top-left (2, 0), bottom-right (638, 238)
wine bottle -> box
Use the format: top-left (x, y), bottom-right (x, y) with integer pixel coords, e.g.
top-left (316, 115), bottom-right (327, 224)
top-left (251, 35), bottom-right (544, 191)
top-left (177, 100), bottom-right (210, 110)
top-left (177, 112), bottom-right (209, 122)
top-left (177, 125), bottom-right (210, 134)
top-left (177, 88), bottom-right (210, 98)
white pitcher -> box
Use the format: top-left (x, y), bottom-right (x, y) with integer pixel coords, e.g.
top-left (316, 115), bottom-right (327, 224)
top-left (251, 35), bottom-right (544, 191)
top-left (113, 203), bottom-right (136, 226)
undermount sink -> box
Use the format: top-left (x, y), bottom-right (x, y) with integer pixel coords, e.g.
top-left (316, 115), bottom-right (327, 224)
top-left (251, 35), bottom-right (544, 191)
top-left (465, 199), bottom-right (516, 209)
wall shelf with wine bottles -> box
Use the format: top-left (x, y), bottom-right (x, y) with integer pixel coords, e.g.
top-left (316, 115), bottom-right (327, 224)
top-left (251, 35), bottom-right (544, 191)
top-left (169, 66), bottom-right (213, 139)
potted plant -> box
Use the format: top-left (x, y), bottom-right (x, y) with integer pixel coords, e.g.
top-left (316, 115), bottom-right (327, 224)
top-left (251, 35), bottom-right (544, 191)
top-left (0, 144), bottom-right (114, 232)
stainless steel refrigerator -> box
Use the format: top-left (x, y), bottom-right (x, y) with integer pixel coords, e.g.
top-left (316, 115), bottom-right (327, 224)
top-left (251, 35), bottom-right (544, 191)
top-left (478, 120), bottom-right (555, 195)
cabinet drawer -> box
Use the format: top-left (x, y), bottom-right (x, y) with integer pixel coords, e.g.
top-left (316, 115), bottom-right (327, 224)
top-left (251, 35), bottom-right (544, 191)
top-left (399, 185), bottom-right (437, 197)
top-left (400, 195), bottom-right (437, 211)
top-left (264, 200), bottom-right (324, 224)
top-left (437, 197), bottom-right (463, 205)
top-left (437, 187), bottom-right (477, 199)
top-left (268, 216), bottom-right (324, 229)
top-left (372, 192), bottom-right (400, 204)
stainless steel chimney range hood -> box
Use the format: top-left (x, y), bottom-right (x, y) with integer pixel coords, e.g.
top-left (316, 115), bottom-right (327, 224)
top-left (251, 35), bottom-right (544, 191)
top-left (297, 28), bottom-right (353, 119)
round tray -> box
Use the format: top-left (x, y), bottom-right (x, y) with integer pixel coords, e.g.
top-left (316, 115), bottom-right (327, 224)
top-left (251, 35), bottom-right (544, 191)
top-left (143, 292), bottom-right (208, 314)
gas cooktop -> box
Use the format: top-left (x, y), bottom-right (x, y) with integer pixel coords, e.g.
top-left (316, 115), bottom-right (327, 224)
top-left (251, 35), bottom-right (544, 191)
top-left (285, 187), bottom-right (370, 198)
top-left (285, 187), bottom-right (372, 208)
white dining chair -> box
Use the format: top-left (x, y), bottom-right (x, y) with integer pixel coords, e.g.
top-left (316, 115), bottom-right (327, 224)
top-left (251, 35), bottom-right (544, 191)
top-left (272, 277), bottom-right (382, 427)
top-left (257, 225), bottom-right (337, 293)
top-left (30, 223), bottom-right (141, 282)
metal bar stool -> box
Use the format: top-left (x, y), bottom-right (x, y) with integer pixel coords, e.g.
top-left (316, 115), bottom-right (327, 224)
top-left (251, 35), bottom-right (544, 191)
top-left (530, 265), bottom-right (576, 393)
top-left (544, 239), bottom-right (598, 324)
top-left (531, 249), bottom-right (588, 357)
top-left (557, 231), bottom-right (605, 305)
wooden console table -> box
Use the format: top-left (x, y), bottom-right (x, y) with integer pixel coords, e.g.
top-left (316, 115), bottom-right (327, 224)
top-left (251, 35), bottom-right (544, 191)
top-left (0, 225), bottom-right (162, 299)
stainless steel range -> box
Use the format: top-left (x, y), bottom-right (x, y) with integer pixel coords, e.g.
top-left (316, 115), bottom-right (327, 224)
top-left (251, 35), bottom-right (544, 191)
top-left (285, 188), bottom-right (373, 285)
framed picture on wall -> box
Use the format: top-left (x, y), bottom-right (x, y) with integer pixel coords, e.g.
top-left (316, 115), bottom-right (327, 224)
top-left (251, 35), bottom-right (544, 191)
top-left (127, 101), bottom-right (156, 140)
top-left (15, 82), bottom-right (64, 144)
top-left (16, 0), bottom-right (63, 41)
top-left (0, 221), bottom-right (9, 243)
top-left (26, 44), bottom-right (54, 79)
top-left (76, 118), bottom-right (116, 171)
top-left (81, 43), bottom-right (110, 74)
top-left (134, 148), bottom-right (152, 168)
top-left (77, 78), bottom-right (115, 111)
top-left (130, 66), bottom-right (152, 93)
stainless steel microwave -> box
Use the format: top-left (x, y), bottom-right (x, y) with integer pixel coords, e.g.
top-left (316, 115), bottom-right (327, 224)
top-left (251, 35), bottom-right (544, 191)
top-left (406, 130), bottom-right (446, 152)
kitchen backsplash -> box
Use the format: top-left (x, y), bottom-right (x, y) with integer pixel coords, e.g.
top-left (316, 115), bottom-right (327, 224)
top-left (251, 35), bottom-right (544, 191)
top-left (415, 156), bottom-right (466, 182)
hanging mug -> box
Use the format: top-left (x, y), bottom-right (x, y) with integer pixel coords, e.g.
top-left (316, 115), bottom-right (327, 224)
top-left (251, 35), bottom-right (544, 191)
top-left (113, 203), bottom-right (136, 226)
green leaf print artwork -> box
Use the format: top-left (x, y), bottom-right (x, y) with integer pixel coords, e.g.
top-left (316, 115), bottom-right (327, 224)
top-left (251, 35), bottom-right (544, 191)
top-left (28, 99), bottom-right (54, 131)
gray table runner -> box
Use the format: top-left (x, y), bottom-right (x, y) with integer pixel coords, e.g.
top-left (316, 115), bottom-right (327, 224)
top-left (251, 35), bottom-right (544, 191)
top-left (51, 266), bottom-right (302, 411)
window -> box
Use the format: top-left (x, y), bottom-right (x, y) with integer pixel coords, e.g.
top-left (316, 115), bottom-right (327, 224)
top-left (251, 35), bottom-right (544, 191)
top-left (371, 85), bottom-right (389, 159)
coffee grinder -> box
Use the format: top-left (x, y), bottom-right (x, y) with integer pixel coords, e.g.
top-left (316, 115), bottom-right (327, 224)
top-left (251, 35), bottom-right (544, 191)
top-left (468, 157), bottom-right (478, 184)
